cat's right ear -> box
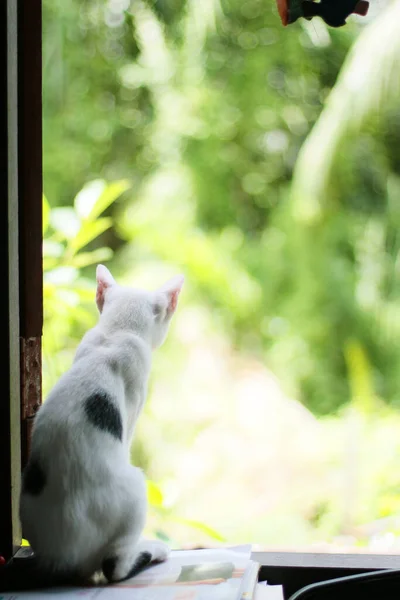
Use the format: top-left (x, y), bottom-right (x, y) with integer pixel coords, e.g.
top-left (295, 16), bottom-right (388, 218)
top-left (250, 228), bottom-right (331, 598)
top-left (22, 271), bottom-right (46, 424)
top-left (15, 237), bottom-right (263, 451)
top-left (96, 264), bottom-right (116, 313)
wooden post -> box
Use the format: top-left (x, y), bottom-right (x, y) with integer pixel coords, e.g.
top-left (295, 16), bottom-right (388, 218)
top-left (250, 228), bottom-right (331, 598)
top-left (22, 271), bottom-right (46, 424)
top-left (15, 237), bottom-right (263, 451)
top-left (18, 0), bottom-right (43, 471)
top-left (0, 0), bottom-right (42, 560)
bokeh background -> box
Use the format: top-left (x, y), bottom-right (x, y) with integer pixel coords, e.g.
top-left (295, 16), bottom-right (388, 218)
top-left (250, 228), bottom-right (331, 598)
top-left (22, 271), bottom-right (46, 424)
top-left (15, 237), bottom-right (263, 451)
top-left (42, 0), bottom-right (400, 551)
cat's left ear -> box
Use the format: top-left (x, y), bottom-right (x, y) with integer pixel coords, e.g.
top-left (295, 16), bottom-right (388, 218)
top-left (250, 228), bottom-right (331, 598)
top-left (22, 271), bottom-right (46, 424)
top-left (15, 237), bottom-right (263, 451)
top-left (96, 264), bottom-right (116, 313)
top-left (158, 274), bottom-right (184, 316)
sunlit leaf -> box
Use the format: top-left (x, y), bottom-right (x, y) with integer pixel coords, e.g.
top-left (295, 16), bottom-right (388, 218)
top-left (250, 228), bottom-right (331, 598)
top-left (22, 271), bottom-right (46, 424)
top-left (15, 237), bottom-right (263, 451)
top-left (70, 247), bottom-right (113, 269)
top-left (43, 281), bottom-right (56, 299)
top-left (70, 217), bottom-right (112, 254)
top-left (147, 480), bottom-right (164, 507)
top-left (154, 530), bottom-right (172, 543)
top-left (72, 286), bottom-right (97, 301)
top-left (57, 289), bottom-right (81, 307)
top-left (344, 338), bottom-right (377, 413)
top-left (170, 516), bottom-right (226, 542)
top-left (50, 207), bottom-right (81, 239)
top-left (43, 195), bottom-right (50, 235)
top-left (43, 239), bottom-right (64, 258)
top-left (87, 180), bottom-right (131, 221)
top-left (44, 267), bottom-right (79, 285)
top-left (43, 257), bottom-right (59, 271)
top-left (74, 180), bottom-right (106, 219)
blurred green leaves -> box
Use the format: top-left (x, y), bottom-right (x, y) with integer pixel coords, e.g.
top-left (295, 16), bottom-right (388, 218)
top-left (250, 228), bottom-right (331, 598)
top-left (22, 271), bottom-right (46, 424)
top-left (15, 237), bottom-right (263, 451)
top-left (42, 0), bottom-right (400, 415)
top-left (146, 480), bottom-right (225, 543)
top-left (75, 179), bottom-right (131, 221)
top-left (44, 178), bottom-right (129, 271)
top-left (42, 0), bottom-right (400, 549)
top-left (42, 180), bottom-right (129, 395)
top-left (147, 479), bottom-right (164, 508)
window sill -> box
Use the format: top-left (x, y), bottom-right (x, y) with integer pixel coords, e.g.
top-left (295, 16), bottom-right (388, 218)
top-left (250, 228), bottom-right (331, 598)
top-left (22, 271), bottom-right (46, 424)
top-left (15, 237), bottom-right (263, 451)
top-left (253, 551), bottom-right (399, 598)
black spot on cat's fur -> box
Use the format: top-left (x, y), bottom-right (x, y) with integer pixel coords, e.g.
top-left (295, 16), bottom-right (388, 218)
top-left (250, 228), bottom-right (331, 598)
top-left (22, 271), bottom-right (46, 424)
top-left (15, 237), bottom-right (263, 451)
top-left (102, 552), bottom-right (152, 583)
top-left (22, 460), bottom-right (46, 495)
top-left (108, 358), bottom-right (119, 374)
top-left (102, 556), bottom-right (117, 582)
top-left (127, 551), bottom-right (152, 578)
top-left (84, 391), bottom-right (123, 441)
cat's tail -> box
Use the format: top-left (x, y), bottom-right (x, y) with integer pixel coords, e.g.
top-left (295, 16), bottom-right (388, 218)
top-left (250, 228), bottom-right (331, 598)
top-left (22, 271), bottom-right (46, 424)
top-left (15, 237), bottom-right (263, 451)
top-left (0, 552), bottom-right (85, 592)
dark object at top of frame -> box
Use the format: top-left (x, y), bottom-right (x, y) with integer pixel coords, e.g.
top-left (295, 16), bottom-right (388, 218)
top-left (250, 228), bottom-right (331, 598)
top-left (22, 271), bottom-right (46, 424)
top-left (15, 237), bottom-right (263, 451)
top-left (277, 0), bottom-right (369, 27)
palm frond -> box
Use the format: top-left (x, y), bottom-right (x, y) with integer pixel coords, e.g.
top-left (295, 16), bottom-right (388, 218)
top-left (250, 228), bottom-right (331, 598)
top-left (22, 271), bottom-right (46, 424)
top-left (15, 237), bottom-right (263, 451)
top-left (291, 0), bottom-right (400, 222)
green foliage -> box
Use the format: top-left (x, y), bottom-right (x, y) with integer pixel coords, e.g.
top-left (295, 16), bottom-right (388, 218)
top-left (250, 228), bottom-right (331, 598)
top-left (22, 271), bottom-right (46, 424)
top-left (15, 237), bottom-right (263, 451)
top-left (42, 0), bottom-right (366, 415)
top-left (42, 0), bottom-right (400, 549)
top-left (286, 1), bottom-right (400, 412)
top-left (42, 180), bottom-right (129, 395)
top-left (146, 480), bottom-right (225, 543)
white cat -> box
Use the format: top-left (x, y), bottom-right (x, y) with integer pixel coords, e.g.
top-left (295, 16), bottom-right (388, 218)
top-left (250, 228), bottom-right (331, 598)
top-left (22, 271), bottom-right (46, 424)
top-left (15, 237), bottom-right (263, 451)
top-left (19, 265), bottom-right (184, 584)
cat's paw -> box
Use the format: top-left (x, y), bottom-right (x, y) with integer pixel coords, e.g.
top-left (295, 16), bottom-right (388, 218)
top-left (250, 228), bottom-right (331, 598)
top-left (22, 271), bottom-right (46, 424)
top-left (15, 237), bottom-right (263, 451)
top-left (137, 539), bottom-right (170, 563)
top-left (103, 551), bottom-right (152, 583)
top-left (102, 539), bottom-right (170, 583)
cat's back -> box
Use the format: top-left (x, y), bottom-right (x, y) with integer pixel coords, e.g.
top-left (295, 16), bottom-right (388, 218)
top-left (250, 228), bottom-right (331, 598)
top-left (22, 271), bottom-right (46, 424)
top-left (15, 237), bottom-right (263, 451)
top-left (20, 344), bottom-right (128, 562)
top-left (32, 351), bottom-right (126, 459)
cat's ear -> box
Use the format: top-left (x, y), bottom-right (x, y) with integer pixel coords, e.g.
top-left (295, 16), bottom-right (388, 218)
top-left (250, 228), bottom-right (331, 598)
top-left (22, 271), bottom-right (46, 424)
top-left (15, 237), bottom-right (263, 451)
top-left (157, 274), bottom-right (184, 316)
top-left (96, 264), bottom-right (116, 313)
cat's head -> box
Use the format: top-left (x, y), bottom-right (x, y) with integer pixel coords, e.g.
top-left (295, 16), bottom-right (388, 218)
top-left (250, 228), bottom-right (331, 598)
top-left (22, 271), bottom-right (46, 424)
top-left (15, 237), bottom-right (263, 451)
top-left (96, 264), bottom-right (184, 349)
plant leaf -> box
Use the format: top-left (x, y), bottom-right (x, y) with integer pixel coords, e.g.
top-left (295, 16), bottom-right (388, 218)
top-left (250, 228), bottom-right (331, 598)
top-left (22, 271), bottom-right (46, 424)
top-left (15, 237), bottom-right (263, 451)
top-left (70, 247), bottom-right (113, 269)
top-left (70, 217), bottom-right (112, 253)
top-left (44, 266), bottom-right (79, 285)
top-left (43, 256), bottom-right (60, 271)
top-left (290, 0), bottom-right (400, 223)
top-left (170, 516), bottom-right (226, 542)
top-left (146, 480), bottom-right (164, 507)
top-left (88, 180), bottom-right (131, 221)
top-left (43, 195), bottom-right (50, 235)
top-left (344, 338), bottom-right (376, 413)
top-left (43, 239), bottom-right (64, 258)
top-left (74, 180), bottom-right (106, 219)
top-left (154, 530), bottom-right (172, 543)
top-left (50, 207), bottom-right (81, 240)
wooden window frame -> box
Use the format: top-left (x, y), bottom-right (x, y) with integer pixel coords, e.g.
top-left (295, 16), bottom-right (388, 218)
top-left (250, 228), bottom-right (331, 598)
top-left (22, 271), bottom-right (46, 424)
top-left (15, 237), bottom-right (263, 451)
top-left (254, 551), bottom-right (399, 598)
top-left (0, 0), bottom-right (42, 562)
top-left (0, 0), bottom-right (398, 596)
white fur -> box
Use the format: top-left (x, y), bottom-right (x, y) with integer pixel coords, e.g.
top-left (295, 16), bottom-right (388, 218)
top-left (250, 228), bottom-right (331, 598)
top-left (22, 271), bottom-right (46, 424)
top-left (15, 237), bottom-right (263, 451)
top-left (20, 265), bottom-right (184, 582)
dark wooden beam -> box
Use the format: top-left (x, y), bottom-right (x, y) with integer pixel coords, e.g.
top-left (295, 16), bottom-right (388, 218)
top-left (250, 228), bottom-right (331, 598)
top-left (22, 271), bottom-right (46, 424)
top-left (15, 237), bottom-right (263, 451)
top-left (0, 0), bottom-right (43, 560)
top-left (18, 0), bottom-right (43, 470)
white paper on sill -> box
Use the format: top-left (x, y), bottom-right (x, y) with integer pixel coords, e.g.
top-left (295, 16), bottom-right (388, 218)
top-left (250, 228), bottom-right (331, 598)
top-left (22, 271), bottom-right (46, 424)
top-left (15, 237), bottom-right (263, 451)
top-left (0, 546), bottom-right (254, 600)
top-left (254, 581), bottom-right (284, 600)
